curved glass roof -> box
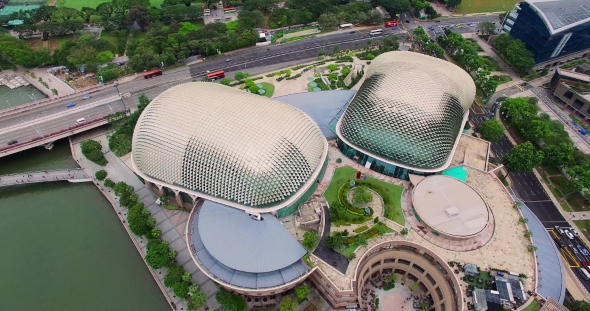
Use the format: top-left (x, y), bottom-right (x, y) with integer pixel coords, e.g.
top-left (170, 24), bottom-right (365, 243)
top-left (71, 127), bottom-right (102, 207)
top-left (336, 51), bottom-right (475, 171)
top-left (132, 83), bottom-right (328, 211)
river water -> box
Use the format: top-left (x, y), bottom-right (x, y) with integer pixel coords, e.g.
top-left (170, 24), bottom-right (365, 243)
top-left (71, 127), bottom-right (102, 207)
top-left (0, 139), bottom-right (170, 310)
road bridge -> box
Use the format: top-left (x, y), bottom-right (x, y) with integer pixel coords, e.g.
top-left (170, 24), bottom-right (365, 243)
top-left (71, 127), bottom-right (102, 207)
top-left (0, 169), bottom-right (91, 187)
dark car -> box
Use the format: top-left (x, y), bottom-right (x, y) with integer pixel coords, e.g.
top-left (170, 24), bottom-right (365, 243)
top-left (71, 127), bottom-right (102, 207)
top-left (349, 31), bottom-right (356, 34)
top-left (554, 238), bottom-right (565, 248)
top-left (405, 20), bottom-right (410, 23)
top-left (7, 139), bottom-right (17, 145)
top-left (435, 20), bottom-right (441, 22)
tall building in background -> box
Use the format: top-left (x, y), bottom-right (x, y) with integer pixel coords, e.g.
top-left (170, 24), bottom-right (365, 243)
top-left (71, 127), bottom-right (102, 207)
top-left (503, 0), bottom-right (590, 70)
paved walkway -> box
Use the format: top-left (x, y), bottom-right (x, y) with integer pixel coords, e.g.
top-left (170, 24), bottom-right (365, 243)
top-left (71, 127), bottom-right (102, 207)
top-left (70, 132), bottom-right (220, 310)
top-left (0, 169), bottom-right (90, 187)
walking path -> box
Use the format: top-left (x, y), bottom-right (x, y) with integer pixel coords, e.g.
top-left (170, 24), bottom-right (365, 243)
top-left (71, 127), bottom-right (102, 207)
top-left (0, 169), bottom-right (90, 187)
top-left (70, 131), bottom-right (220, 311)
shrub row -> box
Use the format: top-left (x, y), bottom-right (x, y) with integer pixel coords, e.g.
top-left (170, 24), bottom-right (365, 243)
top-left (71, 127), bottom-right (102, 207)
top-left (229, 76), bottom-right (263, 86)
top-left (353, 225), bottom-right (369, 233)
top-left (285, 73), bottom-right (302, 80)
top-left (355, 179), bottom-right (395, 220)
top-left (337, 183), bottom-right (373, 216)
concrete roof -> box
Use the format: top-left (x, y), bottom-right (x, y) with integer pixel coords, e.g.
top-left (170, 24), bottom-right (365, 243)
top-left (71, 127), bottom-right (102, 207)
top-left (526, 0), bottom-right (590, 35)
top-left (412, 175), bottom-right (489, 237)
top-left (197, 200), bottom-right (306, 273)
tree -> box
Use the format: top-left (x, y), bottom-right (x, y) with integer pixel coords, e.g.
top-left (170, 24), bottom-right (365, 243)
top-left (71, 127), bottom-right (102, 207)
top-left (128, 203), bottom-right (153, 236)
top-left (477, 119), bottom-right (505, 142)
top-left (173, 281), bottom-right (190, 298)
top-left (67, 45), bottom-right (99, 68)
top-left (187, 285), bottom-right (207, 311)
top-left (151, 228), bottom-right (162, 239)
top-left (279, 297), bottom-right (298, 311)
top-left (145, 239), bottom-right (176, 269)
top-left (356, 233), bottom-right (368, 246)
top-left (383, 34), bottom-right (400, 51)
top-left (215, 289), bottom-right (247, 311)
top-left (564, 163), bottom-right (590, 200)
top-left (302, 231), bottom-right (319, 251)
top-left (408, 282), bottom-right (419, 292)
top-left (164, 265), bottom-right (186, 287)
top-left (326, 233), bottom-right (344, 250)
top-left (234, 72), bottom-right (250, 80)
top-left (127, 5), bottom-right (153, 30)
top-left (353, 186), bottom-right (373, 204)
top-left (81, 139), bottom-right (108, 166)
top-left (479, 21), bottom-right (495, 35)
top-left (238, 10), bottom-right (265, 29)
top-left (522, 119), bottom-right (551, 142)
top-left (504, 142), bottom-right (544, 172)
top-left (565, 300), bottom-right (590, 311)
top-left (379, 0), bottom-right (410, 17)
top-left (96, 50), bottom-right (115, 64)
top-left (95, 170), bottom-right (108, 181)
top-left (79, 7), bottom-right (95, 24)
top-left (295, 284), bottom-right (310, 302)
top-left (53, 7), bottom-right (79, 21)
top-left (445, 0), bottom-right (461, 9)
top-left (501, 97), bottom-right (538, 127)
top-left (543, 142), bottom-right (575, 168)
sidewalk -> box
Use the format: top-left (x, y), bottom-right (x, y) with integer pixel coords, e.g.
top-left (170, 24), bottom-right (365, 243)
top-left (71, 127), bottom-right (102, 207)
top-left (70, 131), bottom-right (220, 310)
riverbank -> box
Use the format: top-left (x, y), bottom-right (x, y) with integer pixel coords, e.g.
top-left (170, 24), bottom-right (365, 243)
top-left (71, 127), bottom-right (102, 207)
top-left (69, 128), bottom-right (221, 310)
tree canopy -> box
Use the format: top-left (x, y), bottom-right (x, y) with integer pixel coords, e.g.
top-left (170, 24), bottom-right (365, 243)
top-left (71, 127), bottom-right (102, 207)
top-left (279, 297), bottom-right (298, 311)
top-left (493, 33), bottom-right (535, 76)
top-left (504, 141), bottom-right (544, 172)
top-left (215, 289), bottom-right (247, 311)
top-left (145, 239), bottom-right (176, 269)
top-left (477, 119), bottom-right (505, 142)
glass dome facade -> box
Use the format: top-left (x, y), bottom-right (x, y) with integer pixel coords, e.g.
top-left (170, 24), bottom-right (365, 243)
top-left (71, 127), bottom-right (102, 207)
top-left (336, 51), bottom-right (476, 173)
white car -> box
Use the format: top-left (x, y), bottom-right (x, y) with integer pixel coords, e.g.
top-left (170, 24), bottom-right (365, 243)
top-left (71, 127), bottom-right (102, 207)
top-left (565, 230), bottom-right (575, 240)
top-left (572, 228), bottom-right (580, 237)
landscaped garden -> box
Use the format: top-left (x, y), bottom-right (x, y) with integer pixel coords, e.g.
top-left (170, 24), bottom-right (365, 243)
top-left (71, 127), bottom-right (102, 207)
top-left (481, 56), bottom-right (503, 71)
top-left (324, 166), bottom-right (405, 226)
top-left (454, 0), bottom-right (519, 14)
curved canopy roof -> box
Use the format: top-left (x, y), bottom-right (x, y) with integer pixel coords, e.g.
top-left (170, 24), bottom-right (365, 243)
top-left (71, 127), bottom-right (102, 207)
top-left (412, 175), bottom-right (489, 237)
top-left (132, 83), bottom-right (328, 211)
top-left (198, 201), bottom-right (306, 273)
top-left (336, 51), bottom-right (475, 172)
top-left (527, 0), bottom-right (590, 35)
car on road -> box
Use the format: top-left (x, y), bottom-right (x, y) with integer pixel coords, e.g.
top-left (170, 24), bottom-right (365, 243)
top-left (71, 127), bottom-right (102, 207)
top-left (572, 228), bottom-right (580, 237)
top-left (577, 245), bottom-right (590, 256)
top-left (7, 139), bottom-right (17, 145)
top-left (82, 95), bottom-right (91, 100)
top-left (566, 229), bottom-right (575, 240)
top-left (555, 225), bottom-right (564, 235)
top-left (349, 31), bottom-right (356, 34)
top-left (554, 238), bottom-right (565, 248)
top-left (405, 20), bottom-right (410, 23)
top-left (435, 20), bottom-right (440, 23)
top-left (582, 262), bottom-right (590, 273)
top-left (226, 59), bottom-right (232, 62)
top-left (427, 26), bottom-right (433, 30)
top-left (66, 102), bottom-right (76, 108)
top-left (520, 82), bottom-right (528, 87)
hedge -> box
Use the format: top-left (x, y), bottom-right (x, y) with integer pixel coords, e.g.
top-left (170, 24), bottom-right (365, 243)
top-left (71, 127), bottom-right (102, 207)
top-left (343, 223), bottom-right (386, 245)
top-left (354, 225), bottom-right (369, 233)
top-left (337, 183), bottom-right (373, 216)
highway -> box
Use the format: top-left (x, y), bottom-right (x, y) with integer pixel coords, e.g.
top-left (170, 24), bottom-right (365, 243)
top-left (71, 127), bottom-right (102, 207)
top-left (549, 227), bottom-right (590, 292)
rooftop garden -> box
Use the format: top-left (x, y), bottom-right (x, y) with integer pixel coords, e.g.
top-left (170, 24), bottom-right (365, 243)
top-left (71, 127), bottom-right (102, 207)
top-left (324, 166), bottom-right (405, 226)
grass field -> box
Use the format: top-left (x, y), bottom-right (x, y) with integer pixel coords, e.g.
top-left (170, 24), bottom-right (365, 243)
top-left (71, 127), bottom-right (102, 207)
top-left (482, 56), bottom-right (503, 71)
top-left (455, 0), bottom-right (518, 14)
top-left (521, 300), bottom-right (539, 311)
top-left (258, 82), bottom-right (274, 98)
top-left (50, 0), bottom-right (166, 9)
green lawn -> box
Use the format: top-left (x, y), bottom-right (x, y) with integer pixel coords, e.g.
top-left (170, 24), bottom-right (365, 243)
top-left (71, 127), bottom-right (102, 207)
top-left (482, 56), bottom-right (503, 71)
top-left (521, 300), bottom-right (539, 311)
top-left (490, 75), bottom-right (512, 84)
top-left (464, 270), bottom-right (493, 289)
top-left (455, 0), bottom-right (518, 14)
top-left (574, 220), bottom-right (590, 241)
top-left (258, 82), bottom-right (275, 98)
top-left (324, 166), bottom-right (405, 225)
top-left (342, 243), bottom-right (359, 258)
top-left (466, 38), bottom-right (484, 52)
top-left (100, 31), bottom-right (119, 50)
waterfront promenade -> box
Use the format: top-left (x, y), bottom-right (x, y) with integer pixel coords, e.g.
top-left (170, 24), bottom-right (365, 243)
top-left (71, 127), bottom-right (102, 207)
top-left (0, 169), bottom-right (91, 187)
top-left (70, 132), bottom-right (221, 311)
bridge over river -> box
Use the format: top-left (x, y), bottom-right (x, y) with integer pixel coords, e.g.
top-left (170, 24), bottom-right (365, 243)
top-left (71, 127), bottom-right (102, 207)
top-left (0, 169), bottom-right (91, 187)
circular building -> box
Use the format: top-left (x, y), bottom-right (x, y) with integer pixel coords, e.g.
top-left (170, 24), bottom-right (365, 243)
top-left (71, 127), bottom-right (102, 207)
top-left (353, 241), bottom-right (463, 311)
top-left (412, 175), bottom-right (490, 239)
top-left (132, 82), bottom-right (328, 215)
top-left (336, 51), bottom-right (476, 180)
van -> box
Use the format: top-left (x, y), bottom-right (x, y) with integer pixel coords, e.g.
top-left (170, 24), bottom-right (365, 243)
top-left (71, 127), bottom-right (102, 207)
top-left (579, 267), bottom-right (590, 280)
top-left (75, 118), bottom-right (86, 125)
top-left (369, 29), bottom-right (383, 36)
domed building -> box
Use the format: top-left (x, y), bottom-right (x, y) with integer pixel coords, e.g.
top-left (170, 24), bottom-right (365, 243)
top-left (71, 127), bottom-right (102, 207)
top-left (336, 51), bottom-right (476, 180)
top-left (131, 82), bottom-right (329, 296)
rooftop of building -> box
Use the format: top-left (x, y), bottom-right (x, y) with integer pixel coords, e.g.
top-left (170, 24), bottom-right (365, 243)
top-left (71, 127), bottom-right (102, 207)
top-left (450, 134), bottom-right (490, 171)
top-left (412, 175), bottom-right (490, 238)
top-left (540, 298), bottom-right (569, 311)
top-left (526, 0), bottom-right (590, 35)
top-left (132, 82), bottom-right (328, 213)
top-left (313, 169), bottom-right (535, 295)
top-left (188, 200), bottom-right (310, 289)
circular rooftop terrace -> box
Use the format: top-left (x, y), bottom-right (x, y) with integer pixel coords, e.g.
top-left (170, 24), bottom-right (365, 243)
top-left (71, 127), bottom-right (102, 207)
top-left (412, 175), bottom-right (489, 238)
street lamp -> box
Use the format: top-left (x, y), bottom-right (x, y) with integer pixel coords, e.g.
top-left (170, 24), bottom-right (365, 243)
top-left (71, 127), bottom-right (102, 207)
top-left (113, 82), bottom-right (127, 113)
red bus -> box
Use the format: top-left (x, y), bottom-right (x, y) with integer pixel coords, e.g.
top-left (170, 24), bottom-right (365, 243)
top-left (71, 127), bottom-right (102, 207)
top-left (224, 7), bottom-right (236, 13)
top-left (143, 69), bottom-right (162, 79)
top-left (384, 20), bottom-right (398, 28)
top-left (207, 70), bottom-right (225, 81)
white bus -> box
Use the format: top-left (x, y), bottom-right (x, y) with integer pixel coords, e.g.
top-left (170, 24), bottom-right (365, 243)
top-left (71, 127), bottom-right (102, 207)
top-left (339, 23), bottom-right (353, 29)
top-left (579, 268), bottom-right (590, 280)
top-left (369, 29), bottom-right (383, 36)
top-left (203, 9), bottom-right (211, 16)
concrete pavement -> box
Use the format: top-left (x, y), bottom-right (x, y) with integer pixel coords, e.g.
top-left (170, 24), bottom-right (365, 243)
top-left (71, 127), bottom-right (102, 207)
top-left (71, 131), bottom-right (221, 310)
top-left (0, 168), bottom-right (90, 187)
